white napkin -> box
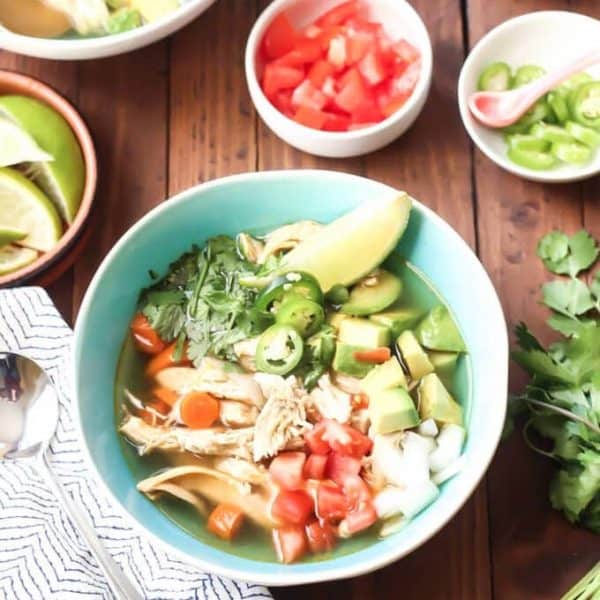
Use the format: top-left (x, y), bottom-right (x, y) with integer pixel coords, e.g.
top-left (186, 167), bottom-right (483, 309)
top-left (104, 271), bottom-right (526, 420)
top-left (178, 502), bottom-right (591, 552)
top-left (0, 287), bottom-right (273, 600)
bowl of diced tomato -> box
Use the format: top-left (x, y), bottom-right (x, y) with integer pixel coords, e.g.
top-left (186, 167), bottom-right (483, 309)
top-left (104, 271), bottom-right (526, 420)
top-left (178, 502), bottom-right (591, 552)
top-left (245, 0), bottom-right (432, 157)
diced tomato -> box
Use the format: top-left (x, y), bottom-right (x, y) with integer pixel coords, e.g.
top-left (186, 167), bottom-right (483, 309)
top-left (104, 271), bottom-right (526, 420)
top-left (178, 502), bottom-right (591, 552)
top-left (323, 111), bottom-right (351, 131)
top-left (345, 17), bottom-right (383, 36)
top-left (393, 39), bottom-right (420, 63)
top-left (351, 393), bottom-right (369, 409)
top-left (340, 502), bottom-right (377, 535)
top-left (313, 419), bottom-right (373, 459)
top-left (353, 347), bottom-right (391, 363)
top-left (272, 490), bottom-right (314, 526)
top-left (272, 89), bottom-right (294, 117)
top-left (305, 424), bottom-right (330, 455)
top-left (381, 94), bottom-right (409, 118)
top-left (262, 64), bottom-right (304, 98)
top-left (316, 481), bottom-right (347, 521)
top-left (342, 474), bottom-right (371, 510)
top-left (273, 526), bottom-right (308, 564)
top-left (305, 520), bottom-right (336, 553)
top-left (294, 106), bottom-right (327, 129)
top-left (146, 342), bottom-right (191, 376)
top-left (276, 37), bottom-right (323, 67)
top-left (358, 49), bottom-right (387, 86)
top-left (334, 68), bottom-right (369, 113)
top-left (291, 79), bottom-right (327, 110)
top-left (307, 59), bottom-right (335, 87)
top-left (269, 452), bottom-right (306, 490)
top-left (352, 99), bottom-right (383, 124)
top-left (345, 31), bottom-right (373, 64)
top-left (304, 453), bottom-right (328, 480)
top-left (207, 503), bottom-right (245, 541)
top-left (316, 1), bottom-right (361, 28)
top-left (262, 13), bottom-right (297, 59)
top-left (325, 453), bottom-right (361, 485)
top-left (327, 35), bottom-right (347, 69)
top-left (130, 313), bottom-right (166, 355)
top-left (316, 25), bottom-right (345, 50)
top-left (304, 24), bottom-right (322, 39)
top-left (391, 59), bottom-right (421, 97)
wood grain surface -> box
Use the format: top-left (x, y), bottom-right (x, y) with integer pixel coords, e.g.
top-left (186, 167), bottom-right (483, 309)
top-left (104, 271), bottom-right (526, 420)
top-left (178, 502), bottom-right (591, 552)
top-left (1, 1), bottom-right (597, 598)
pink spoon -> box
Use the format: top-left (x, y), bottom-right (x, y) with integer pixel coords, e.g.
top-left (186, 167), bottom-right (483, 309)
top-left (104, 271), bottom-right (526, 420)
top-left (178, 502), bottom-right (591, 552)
top-left (468, 48), bottom-right (600, 128)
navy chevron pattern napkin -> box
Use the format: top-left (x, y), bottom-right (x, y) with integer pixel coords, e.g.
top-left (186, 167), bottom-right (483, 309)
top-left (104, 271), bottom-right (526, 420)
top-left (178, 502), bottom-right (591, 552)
top-left (0, 287), bottom-right (273, 600)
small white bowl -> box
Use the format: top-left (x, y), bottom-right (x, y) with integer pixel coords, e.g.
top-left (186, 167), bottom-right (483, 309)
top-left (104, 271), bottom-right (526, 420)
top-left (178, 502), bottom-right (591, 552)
top-left (245, 0), bottom-right (433, 158)
top-left (458, 11), bottom-right (600, 183)
top-left (0, 0), bottom-right (216, 60)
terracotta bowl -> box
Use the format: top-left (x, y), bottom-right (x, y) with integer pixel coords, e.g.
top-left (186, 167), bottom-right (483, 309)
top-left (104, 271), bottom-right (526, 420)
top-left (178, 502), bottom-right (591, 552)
top-left (0, 70), bottom-right (97, 288)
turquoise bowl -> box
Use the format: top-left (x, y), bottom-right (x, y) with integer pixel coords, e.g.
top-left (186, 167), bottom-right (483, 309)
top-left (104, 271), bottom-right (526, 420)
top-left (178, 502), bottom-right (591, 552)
top-left (73, 170), bottom-right (508, 586)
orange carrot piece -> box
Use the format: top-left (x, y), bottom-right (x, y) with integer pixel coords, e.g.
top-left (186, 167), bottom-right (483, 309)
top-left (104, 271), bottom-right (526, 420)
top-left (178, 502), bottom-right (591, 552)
top-left (180, 391), bottom-right (220, 429)
top-left (207, 503), bottom-right (245, 541)
top-left (146, 342), bottom-right (190, 376)
top-left (352, 347), bottom-right (391, 363)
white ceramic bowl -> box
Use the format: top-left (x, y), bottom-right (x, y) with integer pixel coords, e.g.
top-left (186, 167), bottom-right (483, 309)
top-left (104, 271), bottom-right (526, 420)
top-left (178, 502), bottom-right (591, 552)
top-left (245, 0), bottom-right (433, 158)
top-left (0, 0), bottom-right (216, 60)
top-left (458, 11), bottom-right (600, 183)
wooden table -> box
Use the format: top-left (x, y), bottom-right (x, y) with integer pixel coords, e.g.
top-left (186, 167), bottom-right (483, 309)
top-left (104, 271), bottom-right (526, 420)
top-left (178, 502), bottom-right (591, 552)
top-left (2, 1), bottom-right (598, 598)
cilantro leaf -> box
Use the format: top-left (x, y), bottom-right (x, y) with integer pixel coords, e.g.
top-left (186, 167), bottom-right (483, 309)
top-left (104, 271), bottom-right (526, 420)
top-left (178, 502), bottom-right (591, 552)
top-left (142, 303), bottom-right (186, 341)
top-left (515, 322), bottom-right (544, 351)
top-left (547, 314), bottom-right (595, 338)
top-left (591, 270), bottom-right (600, 304)
top-left (542, 279), bottom-right (595, 317)
top-left (537, 230), bottom-right (598, 277)
top-left (511, 348), bottom-right (576, 384)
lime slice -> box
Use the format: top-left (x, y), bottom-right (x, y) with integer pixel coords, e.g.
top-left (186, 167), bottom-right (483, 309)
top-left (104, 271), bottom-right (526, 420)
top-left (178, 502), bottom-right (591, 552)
top-left (0, 226), bottom-right (27, 247)
top-left (0, 167), bottom-right (62, 252)
top-left (0, 244), bottom-right (38, 276)
top-left (0, 114), bottom-right (53, 167)
top-left (0, 95), bottom-right (85, 224)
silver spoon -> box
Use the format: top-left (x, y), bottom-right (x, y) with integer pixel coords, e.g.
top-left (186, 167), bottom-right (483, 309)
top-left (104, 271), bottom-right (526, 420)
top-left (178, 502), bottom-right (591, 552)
top-left (0, 352), bottom-right (143, 600)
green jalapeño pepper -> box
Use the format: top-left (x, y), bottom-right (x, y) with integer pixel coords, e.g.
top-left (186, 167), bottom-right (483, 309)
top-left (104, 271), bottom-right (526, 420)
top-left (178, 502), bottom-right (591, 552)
top-left (255, 271), bottom-right (323, 312)
top-left (276, 295), bottom-right (325, 337)
top-left (513, 65), bottom-right (546, 87)
top-left (551, 140), bottom-right (592, 165)
top-left (570, 82), bottom-right (600, 129)
top-left (507, 146), bottom-right (557, 170)
top-left (255, 324), bottom-right (304, 375)
top-left (565, 121), bottom-right (600, 148)
top-left (477, 62), bottom-right (512, 92)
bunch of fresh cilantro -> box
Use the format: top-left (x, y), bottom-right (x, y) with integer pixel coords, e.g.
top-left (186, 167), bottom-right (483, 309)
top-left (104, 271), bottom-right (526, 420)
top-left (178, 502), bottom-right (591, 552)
top-left (510, 229), bottom-right (600, 534)
top-left (139, 236), bottom-right (274, 364)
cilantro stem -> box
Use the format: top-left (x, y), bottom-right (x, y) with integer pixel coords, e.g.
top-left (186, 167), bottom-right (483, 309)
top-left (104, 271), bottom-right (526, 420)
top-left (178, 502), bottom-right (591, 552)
top-left (522, 417), bottom-right (556, 460)
top-left (190, 248), bottom-right (211, 317)
top-left (524, 397), bottom-right (600, 436)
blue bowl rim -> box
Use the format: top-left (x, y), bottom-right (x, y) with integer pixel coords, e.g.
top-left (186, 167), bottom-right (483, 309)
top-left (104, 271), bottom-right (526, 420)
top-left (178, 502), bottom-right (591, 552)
top-left (73, 169), bottom-right (508, 586)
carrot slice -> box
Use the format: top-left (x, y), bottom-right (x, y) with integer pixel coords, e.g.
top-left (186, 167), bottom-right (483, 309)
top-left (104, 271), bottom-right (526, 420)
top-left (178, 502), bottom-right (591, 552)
top-left (180, 391), bottom-right (220, 429)
top-left (152, 386), bottom-right (179, 407)
top-left (130, 313), bottom-right (165, 355)
top-left (138, 399), bottom-right (171, 425)
top-left (145, 342), bottom-right (190, 376)
top-left (207, 503), bottom-right (245, 541)
top-left (353, 347), bottom-right (391, 363)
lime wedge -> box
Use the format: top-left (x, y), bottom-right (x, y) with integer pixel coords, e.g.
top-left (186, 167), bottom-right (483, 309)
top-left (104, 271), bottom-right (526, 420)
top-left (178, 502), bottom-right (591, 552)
top-left (0, 114), bottom-right (53, 167)
top-left (0, 167), bottom-right (62, 252)
top-left (0, 244), bottom-right (38, 276)
top-left (0, 226), bottom-right (27, 247)
top-left (0, 95), bottom-right (85, 224)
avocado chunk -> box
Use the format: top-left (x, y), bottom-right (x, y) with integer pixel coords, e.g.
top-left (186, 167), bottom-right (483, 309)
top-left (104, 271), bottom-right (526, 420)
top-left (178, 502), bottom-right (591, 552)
top-left (415, 305), bottom-right (466, 352)
top-left (333, 343), bottom-right (377, 378)
top-left (396, 330), bottom-right (434, 380)
top-left (338, 318), bottom-right (391, 348)
top-left (369, 306), bottom-right (422, 337)
top-left (418, 373), bottom-right (463, 426)
top-left (429, 351), bottom-right (459, 387)
top-left (327, 311), bottom-right (349, 330)
top-left (340, 269), bottom-right (402, 316)
top-left (279, 194), bottom-right (412, 292)
top-left (361, 357), bottom-right (407, 396)
top-left (369, 387), bottom-right (420, 434)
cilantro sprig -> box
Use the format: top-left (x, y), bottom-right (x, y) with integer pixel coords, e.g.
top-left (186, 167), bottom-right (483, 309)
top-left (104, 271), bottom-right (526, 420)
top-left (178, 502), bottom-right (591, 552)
top-left (509, 229), bottom-right (600, 534)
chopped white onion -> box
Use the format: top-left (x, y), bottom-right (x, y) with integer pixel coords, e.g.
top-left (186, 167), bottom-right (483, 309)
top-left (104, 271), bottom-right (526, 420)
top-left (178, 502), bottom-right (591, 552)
top-left (379, 514), bottom-right (409, 538)
top-left (429, 424), bottom-right (466, 473)
top-left (374, 480), bottom-right (439, 520)
top-left (418, 418), bottom-right (439, 437)
top-left (432, 455), bottom-right (467, 485)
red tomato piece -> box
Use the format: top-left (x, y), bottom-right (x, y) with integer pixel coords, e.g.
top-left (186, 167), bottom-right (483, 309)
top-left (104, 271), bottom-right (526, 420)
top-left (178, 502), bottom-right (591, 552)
top-left (316, 481), bottom-right (348, 521)
top-left (393, 39), bottom-right (420, 63)
top-left (352, 99), bottom-right (383, 124)
top-left (334, 68), bottom-right (369, 113)
top-left (391, 59), bottom-right (420, 97)
top-left (342, 474), bottom-right (372, 510)
top-left (345, 31), bottom-right (373, 64)
top-left (305, 520), bottom-right (336, 553)
top-left (303, 24), bottom-right (322, 39)
top-left (319, 419), bottom-right (373, 459)
top-left (305, 423), bottom-right (330, 454)
top-left (294, 106), bottom-right (328, 129)
top-left (327, 34), bottom-right (347, 69)
top-left (304, 453), bottom-right (328, 479)
top-left (321, 76), bottom-right (337, 99)
top-left (345, 17), bottom-right (383, 35)
top-left (316, 25), bottom-right (345, 50)
top-left (272, 89), bottom-right (294, 117)
top-left (262, 13), bottom-right (297, 59)
top-left (291, 79), bottom-right (328, 110)
top-left (262, 64), bottom-right (304, 98)
top-left (316, 1), bottom-right (361, 28)
top-left (308, 59), bottom-right (335, 87)
top-left (272, 490), bottom-right (314, 526)
top-left (269, 452), bottom-right (306, 490)
top-left (381, 94), bottom-right (409, 118)
top-left (276, 37), bottom-right (323, 67)
top-left (322, 111), bottom-right (351, 131)
top-left (273, 526), bottom-right (308, 564)
top-left (325, 453), bottom-right (361, 485)
top-left (341, 502), bottom-right (377, 535)
top-left (358, 49), bottom-right (387, 86)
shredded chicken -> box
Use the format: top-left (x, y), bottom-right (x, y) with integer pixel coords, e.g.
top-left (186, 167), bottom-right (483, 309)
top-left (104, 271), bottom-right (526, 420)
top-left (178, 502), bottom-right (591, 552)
top-left (309, 374), bottom-right (352, 423)
top-left (120, 415), bottom-right (254, 460)
top-left (237, 233), bottom-right (264, 263)
top-left (233, 337), bottom-right (260, 372)
top-left (252, 374), bottom-right (311, 461)
top-left (351, 408), bottom-right (370, 434)
top-left (213, 457), bottom-right (268, 485)
top-left (219, 400), bottom-right (258, 428)
top-left (257, 220), bottom-right (323, 264)
top-left (332, 373), bottom-right (362, 395)
top-left (154, 358), bottom-right (264, 408)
